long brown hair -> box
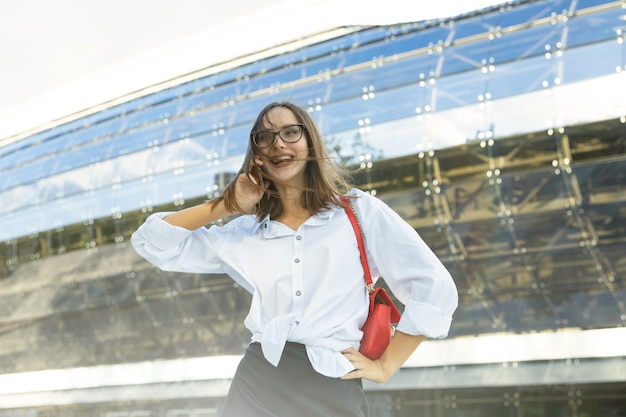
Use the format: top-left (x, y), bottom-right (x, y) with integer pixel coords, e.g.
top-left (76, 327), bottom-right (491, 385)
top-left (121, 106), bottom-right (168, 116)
top-left (215, 102), bottom-right (351, 220)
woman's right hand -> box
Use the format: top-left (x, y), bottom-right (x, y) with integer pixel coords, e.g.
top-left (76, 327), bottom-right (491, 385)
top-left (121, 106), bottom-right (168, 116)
top-left (161, 158), bottom-right (268, 229)
top-left (233, 157), bottom-right (269, 213)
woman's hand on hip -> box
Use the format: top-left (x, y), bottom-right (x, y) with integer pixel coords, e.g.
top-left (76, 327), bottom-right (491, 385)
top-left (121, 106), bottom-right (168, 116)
top-left (340, 348), bottom-right (393, 384)
top-left (340, 332), bottom-right (425, 384)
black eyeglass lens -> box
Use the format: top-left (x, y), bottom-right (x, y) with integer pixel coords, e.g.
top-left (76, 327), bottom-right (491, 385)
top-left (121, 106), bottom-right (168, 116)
top-left (254, 125), bottom-right (302, 147)
top-left (280, 125), bottom-right (302, 142)
top-left (254, 132), bottom-right (274, 147)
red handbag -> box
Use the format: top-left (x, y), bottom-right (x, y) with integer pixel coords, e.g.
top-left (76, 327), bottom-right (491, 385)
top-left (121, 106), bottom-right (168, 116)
top-left (341, 196), bottom-right (402, 360)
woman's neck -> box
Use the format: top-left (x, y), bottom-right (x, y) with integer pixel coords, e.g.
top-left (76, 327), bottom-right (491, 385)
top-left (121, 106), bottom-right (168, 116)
top-left (274, 182), bottom-right (303, 207)
top-left (275, 188), bottom-right (312, 230)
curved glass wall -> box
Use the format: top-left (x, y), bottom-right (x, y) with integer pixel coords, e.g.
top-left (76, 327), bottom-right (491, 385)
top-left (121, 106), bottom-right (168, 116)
top-left (1, 0), bottom-right (624, 241)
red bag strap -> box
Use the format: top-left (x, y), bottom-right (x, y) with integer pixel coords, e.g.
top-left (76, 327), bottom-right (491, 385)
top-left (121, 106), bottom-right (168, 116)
top-left (340, 195), bottom-right (375, 295)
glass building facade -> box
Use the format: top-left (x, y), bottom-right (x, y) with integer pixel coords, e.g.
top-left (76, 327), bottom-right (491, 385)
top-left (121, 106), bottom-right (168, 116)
top-left (1, 0), bottom-right (625, 415)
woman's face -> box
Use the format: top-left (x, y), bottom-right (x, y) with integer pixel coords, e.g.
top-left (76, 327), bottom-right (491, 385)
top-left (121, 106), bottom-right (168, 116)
top-left (255, 107), bottom-right (309, 189)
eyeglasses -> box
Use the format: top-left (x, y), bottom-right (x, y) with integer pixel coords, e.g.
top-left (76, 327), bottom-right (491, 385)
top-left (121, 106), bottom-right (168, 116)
top-left (251, 124), bottom-right (305, 148)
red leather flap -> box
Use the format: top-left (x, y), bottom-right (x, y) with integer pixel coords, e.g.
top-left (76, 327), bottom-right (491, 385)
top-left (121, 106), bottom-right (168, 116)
top-left (370, 287), bottom-right (402, 323)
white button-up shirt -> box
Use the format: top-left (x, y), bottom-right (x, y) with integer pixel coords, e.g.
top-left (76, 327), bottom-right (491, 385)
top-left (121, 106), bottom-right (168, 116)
top-left (131, 188), bottom-right (458, 378)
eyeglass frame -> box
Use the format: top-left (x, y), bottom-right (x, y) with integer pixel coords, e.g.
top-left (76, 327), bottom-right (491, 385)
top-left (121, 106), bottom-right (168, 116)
top-left (250, 123), bottom-right (306, 148)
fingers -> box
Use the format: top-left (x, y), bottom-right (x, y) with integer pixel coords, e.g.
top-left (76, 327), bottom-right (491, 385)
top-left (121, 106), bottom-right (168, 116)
top-left (340, 371), bottom-right (359, 380)
top-left (232, 157), bottom-right (270, 212)
top-left (250, 157), bottom-right (271, 191)
top-left (250, 157), bottom-right (265, 175)
top-left (340, 348), bottom-right (363, 371)
top-left (243, 158), bottom-right (261, 186)
top-left (340, 349), bottom-right (366, 380)
top-left (340, 348), bottom-right (387, 383)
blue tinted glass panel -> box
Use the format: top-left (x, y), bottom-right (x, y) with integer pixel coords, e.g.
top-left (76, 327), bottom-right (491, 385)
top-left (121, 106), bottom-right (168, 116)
top-left (567, 6), bottom-right (623, 47)
top-left (76, 117), bottom-right (124, 140)
top-left (367, 53), bottom-right (439, 90)
top-left (3, 132), bottom-right (242, 213)
top-left (0, 135), bottom-right (43, 159)
top-left (451, 0), bottom-right (568, 41)
top-left (247, 66), bottom-right (308, 92)
top-left (342, 27), bottom-right (389, 49)
top-left (433, 71), bottom-right (485, 111)
top-left (255, 80), bottom-right (336, 113)
top-left (575, 0), bottom-right (617, 11)
top-left (327, 87), bottom-right (418, 132)
top-left (191, 72), bottom-right (234, 91)
top-left (379, 25), bottom-right (451, 56)
top-left (315, 99), bottom-right (368, 133)
top-left (187, 104), bottom-right (237, 130)
top-left (487, 55), bottom-right (556, 99)
top-left (1, 117), bottom-right (122, 172)
top-left (157, 78), bottom-right (207, 100)
top-left (562, 40), bottom-right (621, 83)
top-left (2, 146), bottom-right (39, 170)
top-left (117, 100), bottom-right (182, 128)
top-left (219, 125), bottom-right (251, 157)
top-left (442, 21), bottom-right (562, 77)
top-left (0, 148), bottom-right (29, 171)
top-left (452, 8), bottom-right (507, 39)
top-left (323, 70), bottom-right (370, 102)
top-left (442, 40), bottom-right (489, 75)
top-left (498, 0), bottom-right (571, 28)
top-left (491, 23), bottom-right (563, 62)
top-left (182, 89), bottom-right (220, 111)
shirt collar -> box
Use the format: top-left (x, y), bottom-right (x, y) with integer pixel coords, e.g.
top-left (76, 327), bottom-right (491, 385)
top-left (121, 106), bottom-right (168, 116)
top-left (306, 206), bottom-right (337, 226)
top-left (253, 215), bottom-right (271, 234)
top-left (252, 205), bottom-right (342, 237)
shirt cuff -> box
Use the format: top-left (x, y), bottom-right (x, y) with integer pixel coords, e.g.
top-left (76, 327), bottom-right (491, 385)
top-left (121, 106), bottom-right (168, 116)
top-left (395, 299), bottom-right (453, 339)
top-left (140, 213), bottom-right (194, 250)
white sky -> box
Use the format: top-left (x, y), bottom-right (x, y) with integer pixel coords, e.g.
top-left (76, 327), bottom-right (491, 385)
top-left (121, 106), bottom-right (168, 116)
top-left (0, 0), bottom-right (506, 141)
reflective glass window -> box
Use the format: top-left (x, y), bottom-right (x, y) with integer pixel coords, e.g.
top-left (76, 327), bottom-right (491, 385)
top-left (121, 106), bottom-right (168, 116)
top-left (575, 0), bottom-right (618, 10)
top-left (562, 40), bottom-right (622, 83)
top-left (452, 0), bottom-right (569, 40)
top-left (433, 69), bottom-right (486, 110)
top-left (498, 0), bottom-right (572, 27)
top-left (485, 54), bottom-right (556, 99)
top-left (568, 4), bottom-right (624, 47)
top-left (358, 52), bottom-right (439, 92)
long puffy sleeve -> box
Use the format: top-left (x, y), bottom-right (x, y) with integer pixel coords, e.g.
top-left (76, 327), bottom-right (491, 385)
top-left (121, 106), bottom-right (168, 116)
top-left (351, 189), bottom-right (458, 339)
top-left (130, 213), bottom-right (254, 293)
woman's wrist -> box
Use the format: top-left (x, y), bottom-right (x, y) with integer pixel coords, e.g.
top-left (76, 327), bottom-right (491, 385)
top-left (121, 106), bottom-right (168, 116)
top-left (205, 199), bottom-right (233, 220)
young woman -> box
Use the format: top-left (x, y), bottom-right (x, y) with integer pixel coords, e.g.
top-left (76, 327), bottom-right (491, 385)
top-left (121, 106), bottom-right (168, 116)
top-left (131, 102), bottom-right (458, 417)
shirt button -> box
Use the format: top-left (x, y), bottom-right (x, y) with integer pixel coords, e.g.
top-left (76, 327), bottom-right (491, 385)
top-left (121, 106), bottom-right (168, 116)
top-left (294, 258), bottom-right (300, 263)
top-left (296, 235), bottom-right (302, 240)
top-left (295, 291), bottom-right (302, 296)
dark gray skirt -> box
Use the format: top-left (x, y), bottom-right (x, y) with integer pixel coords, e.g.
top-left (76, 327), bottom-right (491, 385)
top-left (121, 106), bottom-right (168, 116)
top-left (219, 342), bottom-right (369, 417)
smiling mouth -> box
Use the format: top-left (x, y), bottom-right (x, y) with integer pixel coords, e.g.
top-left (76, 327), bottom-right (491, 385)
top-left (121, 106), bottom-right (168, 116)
top-left (271, 155), bottom-right (294, 165)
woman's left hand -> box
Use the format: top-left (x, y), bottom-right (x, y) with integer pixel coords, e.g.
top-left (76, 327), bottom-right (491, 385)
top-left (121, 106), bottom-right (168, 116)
top-left (340, 332), bottom-right (426, 384)
top-left (340, 348), bottom-right (392, 384)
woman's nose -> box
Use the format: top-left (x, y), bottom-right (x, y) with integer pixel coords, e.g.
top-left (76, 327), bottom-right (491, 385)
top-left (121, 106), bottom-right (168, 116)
top-left (272, 133), bottom-right (286, 148)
